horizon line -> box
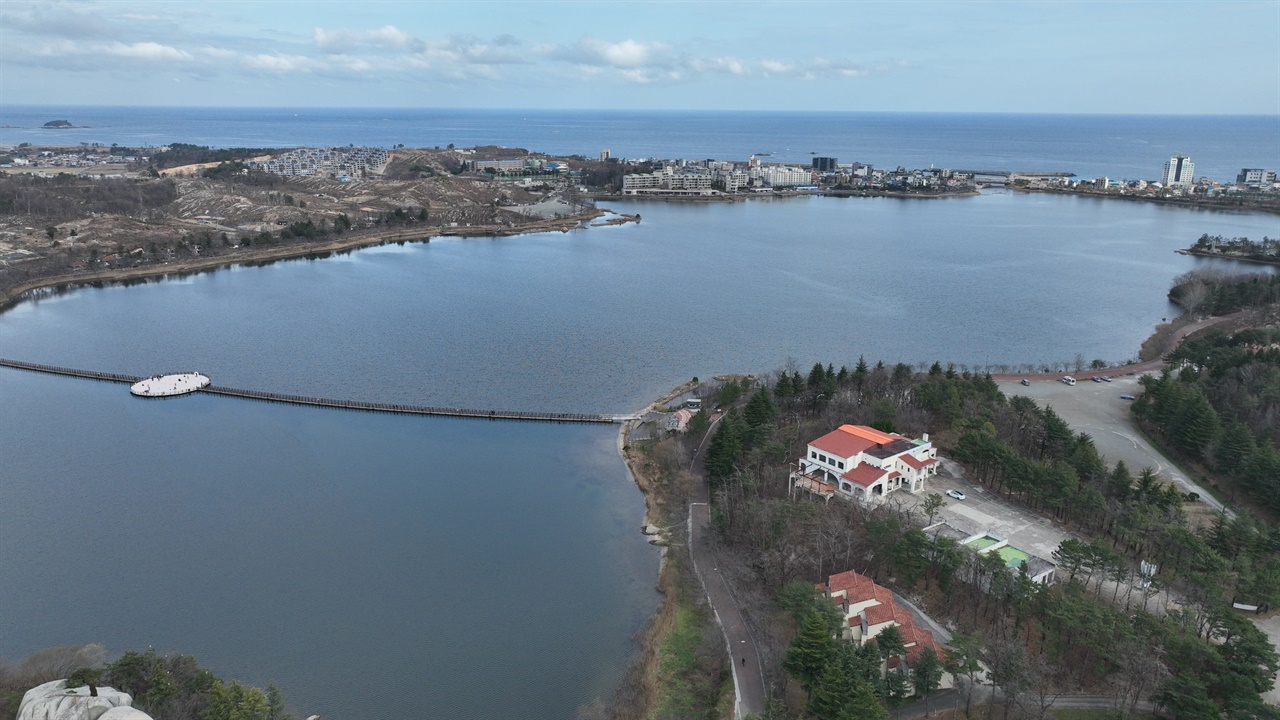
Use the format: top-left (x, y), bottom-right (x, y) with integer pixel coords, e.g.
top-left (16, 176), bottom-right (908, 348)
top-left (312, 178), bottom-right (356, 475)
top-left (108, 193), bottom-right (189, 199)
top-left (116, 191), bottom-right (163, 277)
top-left (3, 104), bottom-right (1278, 118)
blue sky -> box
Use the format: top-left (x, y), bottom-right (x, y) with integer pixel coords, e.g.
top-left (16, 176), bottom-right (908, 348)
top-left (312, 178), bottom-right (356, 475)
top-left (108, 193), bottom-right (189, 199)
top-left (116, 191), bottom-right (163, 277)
top-left (2, 0), bottom-right (1277, 113)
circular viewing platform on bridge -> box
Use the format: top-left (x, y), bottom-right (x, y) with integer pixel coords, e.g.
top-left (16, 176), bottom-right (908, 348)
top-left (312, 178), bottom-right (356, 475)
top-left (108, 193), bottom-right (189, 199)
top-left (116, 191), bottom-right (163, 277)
top-left (130, 372), bottom-right (211, 397)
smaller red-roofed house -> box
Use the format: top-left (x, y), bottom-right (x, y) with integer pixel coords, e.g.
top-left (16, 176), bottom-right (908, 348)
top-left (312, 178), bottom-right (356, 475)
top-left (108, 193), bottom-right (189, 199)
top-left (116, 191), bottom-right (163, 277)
top-left (823, 568), bottom-right (951, 688)
top-left (789, 425), bottom-right (940, 504)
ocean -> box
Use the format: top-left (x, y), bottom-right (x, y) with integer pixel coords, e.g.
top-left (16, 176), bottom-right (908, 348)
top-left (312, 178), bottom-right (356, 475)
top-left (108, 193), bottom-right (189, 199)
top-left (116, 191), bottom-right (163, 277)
top-left (2, 106), bottom-right (1278, 183)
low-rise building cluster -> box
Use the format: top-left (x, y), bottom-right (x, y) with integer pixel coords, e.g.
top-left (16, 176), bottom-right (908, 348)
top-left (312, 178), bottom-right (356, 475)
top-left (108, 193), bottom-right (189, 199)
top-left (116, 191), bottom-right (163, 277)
top-left (1030, 154), bottom-right (1279, 196)
top-left (469, 157), bottom-right (571, 175)
top-left (1, 149), bottom-right (141, 169)
top-left (619, 154), bottom-right (975, 196)
top-left (790, 424), bottom-right (1057, 584)
top-left (251, 146), bottom-right (388, 178)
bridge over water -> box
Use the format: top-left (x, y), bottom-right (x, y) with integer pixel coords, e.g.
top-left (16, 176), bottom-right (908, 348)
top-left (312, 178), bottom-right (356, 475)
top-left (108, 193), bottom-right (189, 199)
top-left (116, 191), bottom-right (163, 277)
top-left (0, 358), bottom-right (627, 425)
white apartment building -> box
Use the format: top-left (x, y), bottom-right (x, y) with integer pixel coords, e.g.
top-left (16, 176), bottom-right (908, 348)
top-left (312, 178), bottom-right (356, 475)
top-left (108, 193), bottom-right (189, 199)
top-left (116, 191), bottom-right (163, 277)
top-left (1162, 154), bottom-right (1195, 186)
top-left (760, 166), bottom-right (812, 187)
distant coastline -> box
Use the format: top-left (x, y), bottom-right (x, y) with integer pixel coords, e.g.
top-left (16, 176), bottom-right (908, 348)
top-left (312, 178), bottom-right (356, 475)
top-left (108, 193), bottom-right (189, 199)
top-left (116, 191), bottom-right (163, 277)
top-left (1012, 184), bottom-right (1280, 215)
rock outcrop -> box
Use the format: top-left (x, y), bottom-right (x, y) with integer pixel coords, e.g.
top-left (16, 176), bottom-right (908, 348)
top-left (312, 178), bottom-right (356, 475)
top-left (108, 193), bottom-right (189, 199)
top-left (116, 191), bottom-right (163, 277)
top-left (17, 679), bottom-right (153, 720)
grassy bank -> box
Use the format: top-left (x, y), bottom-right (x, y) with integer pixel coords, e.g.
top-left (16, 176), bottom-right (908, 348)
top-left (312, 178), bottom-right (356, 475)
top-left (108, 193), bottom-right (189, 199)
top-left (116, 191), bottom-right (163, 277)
top-left (600, 380), bottom-right (734, 720)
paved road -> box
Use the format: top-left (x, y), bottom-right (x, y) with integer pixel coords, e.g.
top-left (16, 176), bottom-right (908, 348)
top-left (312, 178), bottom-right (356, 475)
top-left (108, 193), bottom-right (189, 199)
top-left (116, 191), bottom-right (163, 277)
top-left (688, 501), bottom-right (767, 718)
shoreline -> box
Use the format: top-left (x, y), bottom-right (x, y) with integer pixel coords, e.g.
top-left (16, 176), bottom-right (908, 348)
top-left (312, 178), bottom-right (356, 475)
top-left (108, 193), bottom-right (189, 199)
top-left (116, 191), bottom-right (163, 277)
top-left (1175, 248), bottom-right (1280, 267)
top-left (610, 378), bottom-right (699, 719)
top-left (593, 188), bottom-right (980, 202)
top-left (1011, 185), bottom-right (1280, 216)
top-left (0, 207), bottom-right (613, 313)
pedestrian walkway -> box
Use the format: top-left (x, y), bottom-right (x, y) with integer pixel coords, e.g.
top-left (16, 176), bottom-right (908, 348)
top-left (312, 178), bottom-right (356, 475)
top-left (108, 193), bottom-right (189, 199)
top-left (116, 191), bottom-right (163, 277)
top-left (688, 502), bottom-right (767, 718)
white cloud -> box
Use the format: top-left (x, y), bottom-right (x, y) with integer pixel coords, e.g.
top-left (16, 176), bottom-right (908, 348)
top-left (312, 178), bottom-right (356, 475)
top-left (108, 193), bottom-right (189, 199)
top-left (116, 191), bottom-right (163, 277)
top-left (424, 35), bottom-right (527, 66)
top-left (243, 53), bottom-right (322, 73)
top-left (539, 37), bottom-right (670, 69)
top-left (533, 37), bottom-right (876, 85)
top-left (0, 3), bottom-right (111, 39)
top-left (200, 46), bottom-right (238, 60)
top-left (313, 25), bottom-right (424, 54)
top-left (105, 41), bottom-right (192, 62)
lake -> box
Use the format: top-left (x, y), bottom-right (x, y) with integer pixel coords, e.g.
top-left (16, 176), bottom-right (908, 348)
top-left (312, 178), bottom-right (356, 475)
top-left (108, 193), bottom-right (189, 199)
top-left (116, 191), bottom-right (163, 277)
top-left (1, 190), bottom-right (1276, 718)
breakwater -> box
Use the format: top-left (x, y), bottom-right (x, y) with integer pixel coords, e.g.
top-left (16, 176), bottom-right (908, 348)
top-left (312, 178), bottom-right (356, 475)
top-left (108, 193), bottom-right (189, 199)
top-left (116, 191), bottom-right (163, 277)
top-left (0, 358), bottom-right (622, 424)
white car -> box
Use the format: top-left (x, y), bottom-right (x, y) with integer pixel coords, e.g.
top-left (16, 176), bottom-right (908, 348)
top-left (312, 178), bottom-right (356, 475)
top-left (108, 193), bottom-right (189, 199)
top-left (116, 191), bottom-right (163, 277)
top-left (946, 490), bottom-right (966, 501)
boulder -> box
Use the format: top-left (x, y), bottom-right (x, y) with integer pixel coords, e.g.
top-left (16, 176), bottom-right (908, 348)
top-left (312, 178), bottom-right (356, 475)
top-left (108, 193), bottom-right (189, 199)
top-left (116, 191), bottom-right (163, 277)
top-left (99, 708), bottom-right (154, 720)
top-left (17, 680), bottom-right (144, 720)
top-left (642, 524), bottom-right (661, 536)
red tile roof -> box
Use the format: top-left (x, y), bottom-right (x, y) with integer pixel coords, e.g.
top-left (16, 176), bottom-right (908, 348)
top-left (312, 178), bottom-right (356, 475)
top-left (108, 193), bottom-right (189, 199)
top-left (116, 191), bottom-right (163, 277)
top-left (828, 569), bottom-right (876, 597)
top-left (900, 455), bottom-right (925, 469)
top-left (810, 427), bottom-right (877, 459)
top-left (842, 463), bottom-right (889, 488)
top-left (842, 425), bottom-right (902, 445)
top-left (810, 424), bottom-right (913, 463)
top-left (900, 454), bottom-right (937, 470)
top-left (826, 568), bottom-right (944, 669)
top-left (864, 602), bottom-right (897, 626)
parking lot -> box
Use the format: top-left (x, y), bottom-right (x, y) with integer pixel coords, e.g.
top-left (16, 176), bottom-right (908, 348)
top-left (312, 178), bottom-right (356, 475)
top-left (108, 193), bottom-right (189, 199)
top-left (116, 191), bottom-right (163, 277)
top-left (900, 458), bottom-right (1075, 565)
top-left (994, 374), bottom-right (1223, 513)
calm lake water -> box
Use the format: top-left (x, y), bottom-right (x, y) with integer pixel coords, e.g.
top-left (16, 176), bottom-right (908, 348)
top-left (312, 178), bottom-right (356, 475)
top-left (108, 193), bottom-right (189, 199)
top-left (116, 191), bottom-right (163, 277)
top-left (3, 192), bottom-right (1276, 414)
top-left (1, 191), bottom-right (1277, 718)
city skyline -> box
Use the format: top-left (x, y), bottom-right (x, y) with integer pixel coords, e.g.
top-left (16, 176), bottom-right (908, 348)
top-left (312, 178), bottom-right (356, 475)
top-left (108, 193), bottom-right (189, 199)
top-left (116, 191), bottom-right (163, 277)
top-left (1, 1), bottom-right (1278, 114)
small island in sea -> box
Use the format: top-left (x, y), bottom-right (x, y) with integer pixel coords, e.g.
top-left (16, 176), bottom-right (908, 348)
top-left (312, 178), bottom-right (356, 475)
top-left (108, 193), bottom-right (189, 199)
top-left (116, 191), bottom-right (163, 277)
top-left (42, 119), bottom-right (86, 129)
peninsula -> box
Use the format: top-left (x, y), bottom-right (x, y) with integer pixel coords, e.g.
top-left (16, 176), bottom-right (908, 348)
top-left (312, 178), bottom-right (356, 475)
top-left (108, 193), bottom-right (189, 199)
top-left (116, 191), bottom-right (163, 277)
top-left (0, 140), bottom-right (1020, 309)
top-left (0, 142), bottom-right (627, 309)
top-left (1177, 233), bottom-right (1280, 266)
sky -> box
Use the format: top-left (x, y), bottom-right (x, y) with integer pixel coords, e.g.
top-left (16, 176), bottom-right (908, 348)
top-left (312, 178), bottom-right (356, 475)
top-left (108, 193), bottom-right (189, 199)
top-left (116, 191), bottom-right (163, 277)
top-left (2, 0), bottom-right (1278, 113)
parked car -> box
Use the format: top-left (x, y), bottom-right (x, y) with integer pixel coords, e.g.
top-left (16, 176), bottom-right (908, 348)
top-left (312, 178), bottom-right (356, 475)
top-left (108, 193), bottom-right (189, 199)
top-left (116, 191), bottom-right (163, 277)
top-left (1020, 378), bottom-right (1030, 386)
top-left (1062, 376), bottom-right (1076, 386)
top-left (1092, 376), bottom-right (1102, 383)
top-left (1101, 376), bottom-right (1112, 382)
top-left (1120, 394), bottom-right (1135, 400)
top-left (946, 489), bottom-right (966, 501)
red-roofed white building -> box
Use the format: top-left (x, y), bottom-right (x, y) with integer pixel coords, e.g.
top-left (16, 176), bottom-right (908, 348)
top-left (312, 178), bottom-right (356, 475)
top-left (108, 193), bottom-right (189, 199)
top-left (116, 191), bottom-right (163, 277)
top-left (789, 425), bottom-right (939, 504)
top-left (823, 569), bottom-right (951, 687)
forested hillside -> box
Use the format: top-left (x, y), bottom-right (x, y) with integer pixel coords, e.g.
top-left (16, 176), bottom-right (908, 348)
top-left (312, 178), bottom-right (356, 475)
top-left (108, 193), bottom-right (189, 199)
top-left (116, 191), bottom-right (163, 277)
top-left (689, 359), bottom-right (1277, 720)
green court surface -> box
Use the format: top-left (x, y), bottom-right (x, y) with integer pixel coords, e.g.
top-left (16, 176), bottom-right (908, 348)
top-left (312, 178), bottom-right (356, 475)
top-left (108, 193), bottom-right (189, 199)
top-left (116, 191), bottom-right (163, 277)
top-left (964, 535), bottom-right (1000, 551)
top-left (997, 545), bottom-right (1031, 568)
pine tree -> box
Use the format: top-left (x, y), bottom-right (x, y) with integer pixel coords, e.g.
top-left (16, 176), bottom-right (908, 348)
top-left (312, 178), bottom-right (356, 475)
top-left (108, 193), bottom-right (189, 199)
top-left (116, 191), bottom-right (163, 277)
top-left (809, 661), bottom-right (858, 719)
top-left (854, 356), bottom-right (869, 390)
top-left (1215, 423), bottom-right (1257, 477)
top-left (910, 649), bottom-right (945, 714)
top-left (774, 372), bottom-right (794, 399)
top-left (838, 682), bottom-right (888, 720)
top-left (808, 362), bottom-right (828, 393)
top-left (705, 410), bottom-right (745, 481)
top-left (1175, 387), bottom-right (1221, 459)
top-left (784, 610), bottom-right (838, 697)
top-left (745, 389), bottom-right (779, 427)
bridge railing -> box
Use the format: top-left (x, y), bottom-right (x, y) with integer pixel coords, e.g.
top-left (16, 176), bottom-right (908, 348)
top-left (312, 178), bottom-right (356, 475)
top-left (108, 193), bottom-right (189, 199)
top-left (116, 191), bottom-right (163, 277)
top-left (0, 358), bottom-right (617, 424)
